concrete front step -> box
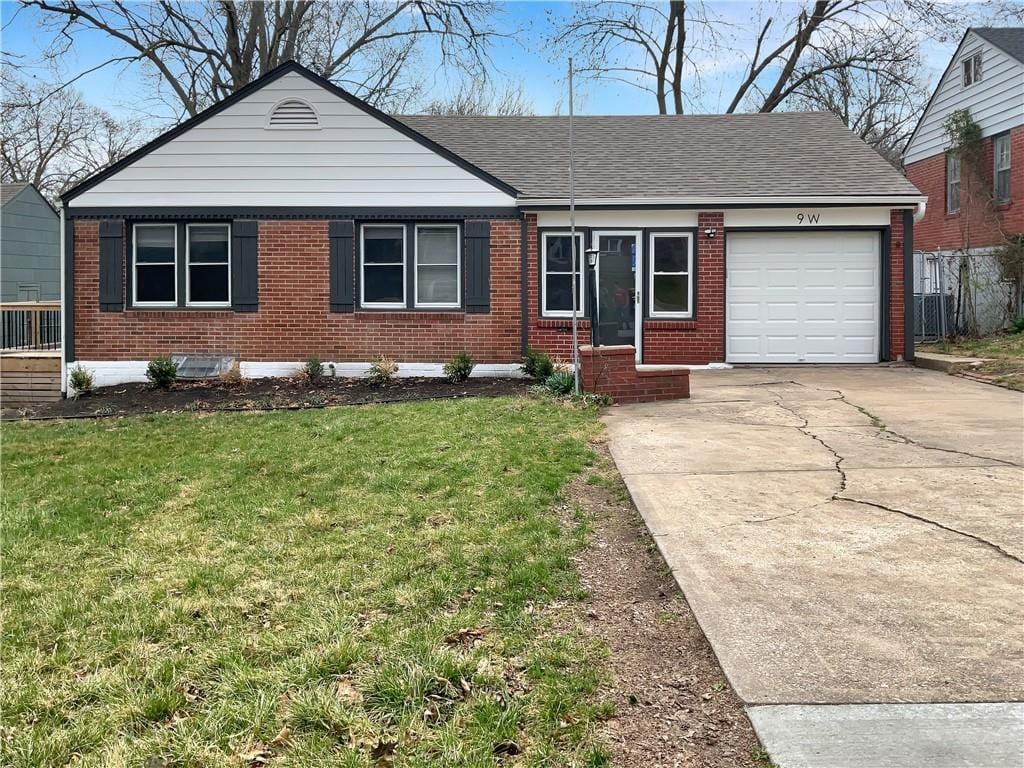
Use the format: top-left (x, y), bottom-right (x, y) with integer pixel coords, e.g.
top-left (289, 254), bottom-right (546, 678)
top-left (914, 351), bottom-right (988, 374)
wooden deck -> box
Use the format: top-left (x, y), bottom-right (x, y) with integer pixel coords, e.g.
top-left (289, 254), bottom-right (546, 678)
top-left (0, 351), bottom-right (61, 407)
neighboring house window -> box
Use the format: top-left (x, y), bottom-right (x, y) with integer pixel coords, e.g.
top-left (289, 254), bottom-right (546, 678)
top-left (995, 133), bottom-right (1011, 202)
top-left (541, 232), bottom-right (584, 316)
top-left (361, 225), bottom-right (406, 308)
top-left (415, 224), bottom-right (460, 308)
top-left (186, 224), bottom-right (231, 306)
top-left (649, 233), bottom-right (693, 318)
top-left (946, 154), bottom-right (961, 214)
top-left (961, 52), bottom-right (982, 87)
top-left (133, 224), bottom-right (177, 306)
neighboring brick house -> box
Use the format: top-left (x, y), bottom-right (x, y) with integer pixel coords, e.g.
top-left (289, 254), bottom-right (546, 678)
top-left (61, 61), bottom-right (923, 390)
top-left (903, 27), bottom-right (1024, 333)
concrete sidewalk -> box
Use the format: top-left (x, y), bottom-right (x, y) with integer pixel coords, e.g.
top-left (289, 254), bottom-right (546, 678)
top-left (603, 365), bottom-right (1024, 767)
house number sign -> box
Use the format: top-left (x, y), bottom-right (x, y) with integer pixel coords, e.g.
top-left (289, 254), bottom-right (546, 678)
top-left (796, 213), bottom-right (822, 224)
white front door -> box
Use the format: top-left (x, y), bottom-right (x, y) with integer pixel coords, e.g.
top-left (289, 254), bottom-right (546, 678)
top-left (726, 231), bottom-right (881, 363)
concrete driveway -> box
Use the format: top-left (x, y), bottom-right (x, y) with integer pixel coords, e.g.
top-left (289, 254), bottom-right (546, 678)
top-left (603, 366), bottom-right (1024, 767)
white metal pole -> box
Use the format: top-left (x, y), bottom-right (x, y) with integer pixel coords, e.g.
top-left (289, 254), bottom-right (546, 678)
top-left (568, 58), bottom-right (580, 395)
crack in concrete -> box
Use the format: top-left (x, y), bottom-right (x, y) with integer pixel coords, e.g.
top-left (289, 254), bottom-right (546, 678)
top-left (834, 495), bottom-right (1024, 566)
top-left (756, 379), bottom-right (1020, 468)
top-left (760, 382), bottom-right (1022, 566)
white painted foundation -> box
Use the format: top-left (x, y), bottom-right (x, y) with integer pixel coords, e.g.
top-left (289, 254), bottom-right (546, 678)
top-left (67, 360), bottom-right (524, 392)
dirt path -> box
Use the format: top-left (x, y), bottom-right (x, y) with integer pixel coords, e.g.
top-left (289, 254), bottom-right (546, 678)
top-left (563, 440), bottom-right (766, 768)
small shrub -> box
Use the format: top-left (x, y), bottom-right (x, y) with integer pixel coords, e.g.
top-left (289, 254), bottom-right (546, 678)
top-left (544, 369), bottom-right (575, 396)
top-left (303, 355), bottom-right (324, 383)
top-left (443, 351), bottom-right (475, 383)
top-left (68, 364), bottom-right (94, 398)
top-left (367, 355), bottom-right (399, 386)
top-left (521, 348), bottom-right (555, 380)
top-left (1010, 317), bottom-right (1024, 335)
top-left (146, 356), bottom-right (178, 389)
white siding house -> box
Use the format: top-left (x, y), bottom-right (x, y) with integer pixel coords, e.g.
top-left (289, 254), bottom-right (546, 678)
top-left (904, 29), bottom-right (1024, 165)
top-left (71, 71), bottom-right (516, 209)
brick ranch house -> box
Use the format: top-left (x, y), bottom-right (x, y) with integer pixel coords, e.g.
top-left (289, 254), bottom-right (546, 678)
top-left (903, 27), bottom-right (1023, 333)
top-left (60, 61), bottom-right (924, 390)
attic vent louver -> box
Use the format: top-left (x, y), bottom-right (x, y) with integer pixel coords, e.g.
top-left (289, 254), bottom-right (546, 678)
top-left (267, 99), bottom-right (319, 129)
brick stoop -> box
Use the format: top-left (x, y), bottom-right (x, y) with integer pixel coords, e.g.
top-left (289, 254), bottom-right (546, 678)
top-left (579, 345), bottom-right (690, 403)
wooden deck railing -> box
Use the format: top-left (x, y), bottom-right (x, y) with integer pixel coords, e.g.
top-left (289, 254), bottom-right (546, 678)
top-left (0, 302), bottom-right (62, 351)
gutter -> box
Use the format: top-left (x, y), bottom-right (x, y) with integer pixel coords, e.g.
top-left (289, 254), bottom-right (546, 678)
top-left (517, 195), bottom-right (927, 208)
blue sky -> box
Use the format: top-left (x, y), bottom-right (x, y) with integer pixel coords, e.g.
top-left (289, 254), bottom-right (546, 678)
top-left (0, 0), bottom-right (1013, 123)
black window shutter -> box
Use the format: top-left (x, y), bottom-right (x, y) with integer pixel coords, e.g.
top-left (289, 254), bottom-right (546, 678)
top-left (98, 219), bottom-right (124, 311)
top-left (231, 220), bottom-right (259, 312)
top-left (464, 219), bottom-right (491, 314)
top-left (329, 220), bottom-right (355, 312)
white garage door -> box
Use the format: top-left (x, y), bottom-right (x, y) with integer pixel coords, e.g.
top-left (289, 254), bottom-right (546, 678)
top-left (726, 231), bottom-right (880, 363)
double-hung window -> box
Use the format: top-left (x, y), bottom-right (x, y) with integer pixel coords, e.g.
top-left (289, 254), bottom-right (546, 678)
top-left (649, 233), bottom-right (693, 318)
top-left (995, 133), bottom-right (1011, 203)
top-left (133, 224), bottom-right (177, 306)
top-left (187, 224), bottom-right (230, 306)
top-left (361, 225), bottom-right (406, 308)
top-left (947, 154), bottom-right (961, 214)
top-left (962, 53), bottom-right (982, 87)
top-left (415, 225), bottom-right (460, 308)
top-left (541, 232), bottom-right (584, 316)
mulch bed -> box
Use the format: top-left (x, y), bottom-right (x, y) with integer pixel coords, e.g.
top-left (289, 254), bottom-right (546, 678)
top-left (1, 376), bottom-right (531, 420)
top-left (560, 440), bottom-right (766, 768)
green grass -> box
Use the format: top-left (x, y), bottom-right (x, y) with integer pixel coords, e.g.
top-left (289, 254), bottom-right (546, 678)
top-left (1, 398), bottom-right (611, 767)
top-left (919, 332), bottom-right (1024, 390)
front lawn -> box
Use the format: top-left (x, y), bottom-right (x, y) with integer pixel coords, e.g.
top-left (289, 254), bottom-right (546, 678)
top-left (1, 398), bottom-right (610, 767)
top-left (919, 331), bottom-right (1024, 390)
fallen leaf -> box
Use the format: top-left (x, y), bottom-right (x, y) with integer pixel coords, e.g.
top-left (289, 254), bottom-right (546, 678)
top-left (270, 725), bottom-right (292, 748)
top-left (370, 738), bottom-right (397, 765)
top-left (335, 679), bottom-right (363, 704)
top-left (493, 741), bottom-right (521, 757)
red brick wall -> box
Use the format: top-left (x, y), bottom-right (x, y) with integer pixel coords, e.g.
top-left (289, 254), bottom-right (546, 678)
top-left (889, 210), bottom-right (906, 361)
top-left (523, 213), bottom-right (592, 362)
top-left (642, 211), bottom-right (726, 364)
top-left (905, 125), bottom-right (1024, 252)
top-left (73, 218), bottom-right (522, 363)
top-left (579, 345), bottom-right (689, 403)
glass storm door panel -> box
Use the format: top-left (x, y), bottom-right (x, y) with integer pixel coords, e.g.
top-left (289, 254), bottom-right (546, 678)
top-left (596, 234), bottom-right (637, 347)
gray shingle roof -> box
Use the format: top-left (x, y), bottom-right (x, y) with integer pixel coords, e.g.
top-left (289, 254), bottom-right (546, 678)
top-left (1, 182), bottom-right (30, 207)
top-left (400, 111), bottom-right (920, 200)
top-left (973, 27), bottom-right (1024, 64)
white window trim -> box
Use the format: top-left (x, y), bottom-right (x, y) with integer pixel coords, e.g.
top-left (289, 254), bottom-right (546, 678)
top-left (648, 232), bottom-right (693, 319)
top-left (541, 231), bottom-right (585, 318)
top-left (185, 223), bottom-right (232, 308)
top-left (360, 223), bottom-right (407, 309)
top-left (962, 52), bottom-right (982, 87)
top-left (132, 223), bottom-right (178, 308)
top-left (414, 223), bottom-right (461, 309)
top-left (947, 154), bottom-right (961, 214)
top-left (995, 134), bottom-right (1011, 201)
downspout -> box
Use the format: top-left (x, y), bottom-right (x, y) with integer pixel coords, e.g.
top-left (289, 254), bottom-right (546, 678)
top-left (913, 198), bottom-right (927, 224)
top-left (59, 204), bottom-right (66, 395)
top-left (904, 209), bottom-right (915, 361)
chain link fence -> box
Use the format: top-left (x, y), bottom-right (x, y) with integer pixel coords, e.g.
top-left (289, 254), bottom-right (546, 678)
top-left (913, 250), bottom-right (1023, 342)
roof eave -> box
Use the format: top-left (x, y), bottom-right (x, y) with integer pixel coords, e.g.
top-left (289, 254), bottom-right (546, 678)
top-left (517, 194), bottom-right (926, 209)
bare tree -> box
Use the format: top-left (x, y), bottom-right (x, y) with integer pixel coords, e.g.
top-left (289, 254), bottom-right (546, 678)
top-left (786, 29), bottom-right (927, 163)
top-left (550, 0), bottom-right (928, 122)
top-left (23, 0), bottom-right (504, 119)
top-left (548, 0), bottom-right (714, 114)
top-left (421, 81), bottom-right (533, 115)
top-left (1, 73), bottom-right (144, 201)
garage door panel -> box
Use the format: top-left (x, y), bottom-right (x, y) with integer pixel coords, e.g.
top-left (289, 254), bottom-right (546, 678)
top-left (726, 231), bottom-right (880, 364)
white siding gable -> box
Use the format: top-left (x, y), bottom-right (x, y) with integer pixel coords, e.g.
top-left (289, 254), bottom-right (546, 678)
top-left (70, 71), bottom-right (516, 208)
top-left (904, 31), bottom-right (1024, 165)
